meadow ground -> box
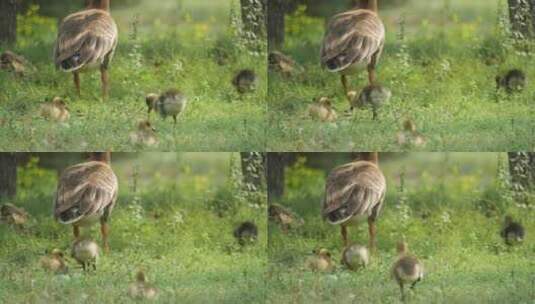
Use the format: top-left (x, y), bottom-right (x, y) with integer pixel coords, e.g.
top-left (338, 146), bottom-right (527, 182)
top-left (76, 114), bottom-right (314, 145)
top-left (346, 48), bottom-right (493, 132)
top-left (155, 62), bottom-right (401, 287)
top-left (0, 0), bottom-right (266, 151)
top-left (267, 153), bottom-right (535, 303)
top-left (0, 153), bottom-right (267, 303)
top-left (268, 0), bottom-right (535, 151)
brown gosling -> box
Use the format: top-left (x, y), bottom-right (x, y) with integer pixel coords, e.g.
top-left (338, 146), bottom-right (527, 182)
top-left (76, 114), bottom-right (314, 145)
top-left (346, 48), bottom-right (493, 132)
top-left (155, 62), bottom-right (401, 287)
top-left (72, 238), bottom-right (99, 271)
top-left (341, 244), bottom-right (369, 271)
top-left (40, 97), bottom-right (70, 122)
top-left (54, 0), bottom-right (118, 100)
top-left (233, 221), bottom-right (258, 246)
top-left (0, 203), bottom-right (29, 227)
top-left (308, 97), bottom-right (338, 123)
top-left (128, 271), bottom-right (158, 300)
top-left (232, 69), bottom-right (257, 94)
top-left (396, 119), bottom-right (426, 148)
top-left (0, 51), bottom-right (34, 76)
top-left (305, 248), bottom-right (335, 272)
top-left (40, 249), bottom-right (68, 274)
top-left (268, 203), bottom-right (304, 233)
top-left (322, 152), bottom-right (386, 251)
top-left (321, 0), bottom-right (385, 103)
top-left (392, 241), bottom-right (424, 301)
top-left (146, 90), bottom-right (188, 126)
top-left (501, 215), bottom-right (525, 246)
top-left (351, 84), bottom-right (391, 120)
top-left (496, 69), bottom-right (526, 94)
top-left (54, 152), bottom-right (118, 253)
top-left (268, 51), bottom-right (302, 77)
top-left (130, 120), bottom-right (158, 147)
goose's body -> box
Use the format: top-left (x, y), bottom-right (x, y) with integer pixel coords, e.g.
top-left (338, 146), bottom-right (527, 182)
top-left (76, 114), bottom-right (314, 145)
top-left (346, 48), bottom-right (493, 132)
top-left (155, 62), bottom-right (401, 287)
top-left (322, 153), bottom-right (386, 250)
top-left (321, 0), bottom-right (385, 101)
top-left (54, 153), bottom-right (118, 252)
top-left (40, 97), bottom-right (70, 122)
top-left (308, 97), bottom-right (338, 122)
top-left (130, 120), bottom-right (158, 147)
top-left (146, 90), bottom-right (187, 125)
top-left (54, 0), bottom-right (118, 99)
top-left (392, 241), bottom-right (424, 301)
top-left (351, 84), bottom-right (391, 120)
top-left (72, 238), bottom-right (99, 271)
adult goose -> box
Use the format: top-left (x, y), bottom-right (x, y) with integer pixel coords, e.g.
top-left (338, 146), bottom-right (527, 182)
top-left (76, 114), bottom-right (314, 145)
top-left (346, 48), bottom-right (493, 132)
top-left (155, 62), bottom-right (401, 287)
top-left (322, 152), bottom-right (386, 251)
top-left (54, 0), bottom-right (118, 100)
top-left (320, 0), bottom-right (385, 102)
top-left (54, 152), bottom-right (118, 253)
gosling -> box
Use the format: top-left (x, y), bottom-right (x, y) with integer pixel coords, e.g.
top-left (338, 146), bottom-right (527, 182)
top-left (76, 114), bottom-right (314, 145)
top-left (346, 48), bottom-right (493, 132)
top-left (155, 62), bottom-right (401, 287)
top-left (146, 90), bottom-right (187, 126)
top-left (232, 69), bottom-right (257, 94)
top-left (233, 221), bottom-right (258, 246)
top-left (40, 249), bottom-right (68, 274)
top-left (341, 244), bottom-right (369, 271)
top-left (0, 203), bottom-right (29, 227)
top-left (305, 248), bottom-right (335, 272)
top-left (501, 215), bottom-right (525, 246)
top-left (130, 120), bottom-right (158, 147)
top-left (72, 238), bottom-right (99, 271)
top-left (268, 203), bottom-right (304, 233)
top-left (308, 97), bottom-right (338, 123)
top-left (40, 97), bottom-right (70, 122)
top-left (392, 241), bottom-right (424, 301)
top-left (128, 271), bottom-right (158, 300)
top-left (351, 85), bottom-right (391, 120)
top-left (496, 69), bottom-right (526, 94)
top-left (396, 119), bottom-right (426, 148)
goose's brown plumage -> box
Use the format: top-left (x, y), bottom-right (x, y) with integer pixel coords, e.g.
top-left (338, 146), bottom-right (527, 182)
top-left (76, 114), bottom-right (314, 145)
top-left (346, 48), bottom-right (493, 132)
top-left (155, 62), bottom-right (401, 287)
top-left (322, 152), bottom-right (386, 250)
top-left (54, 0), bottom-right (118, 99)
top-left (54, 152), bottom-right (118, 252)
top-left (321, 0), bottom-right (385, 101)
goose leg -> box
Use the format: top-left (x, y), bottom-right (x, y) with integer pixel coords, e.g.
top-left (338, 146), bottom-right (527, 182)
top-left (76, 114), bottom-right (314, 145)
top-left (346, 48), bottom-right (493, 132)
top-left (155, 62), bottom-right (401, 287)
top-left (399, 282), bottom-right (406, 301)
top-left (341, 225), bottom-right (348, 247)
top-left (368, 217), bottom-right (377, 253)
top-left (73, 224), bottom-right (80, 239)
top-left (73, 71), bottom-right (81, 97)
top-left (367, 64), bottom-right (376, 85)
top-left (173, 115), bottom-right (177, 127)
top-left (341, 75), bottom-right (350, 102)
top-left (100, 219), bottom-right (110, 253)
top-left (100, 65), bottom-right (109, 101)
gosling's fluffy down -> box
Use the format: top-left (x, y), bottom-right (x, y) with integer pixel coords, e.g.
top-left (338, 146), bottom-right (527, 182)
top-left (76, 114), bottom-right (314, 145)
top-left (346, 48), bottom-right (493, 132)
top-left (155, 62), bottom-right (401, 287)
top-left (392, 241), bottom-right (424, 300)
top-left (305, 248), bottom-right (335, 272)
top-left (40, 249), bottom-right (68, 274)
top-left (308, 97), bottom-right (338, 122)
top-left (71, 238), bottom-right (99, 271)
top-left (268, 203), bottom-right (304, 233)
top-left (128, 271), bottom-right (158, 300)
top-left (130, 120), bottom-right (158, 147)
top-left (501, 215), bottom-right (525, 246)
top-left (0, 203), bottom-right (29, 226)
top-left (341, 244), bottom-right (369, 271)
top-left (268, 51), bottom-right (302, 77)
top-left (351, 85), bottom-right (391, 120)
top-left (40, 97), bottom-right (70, 122)
top-left (233, 221), bottom-right (258, 246)
top-left (396, 119), bottom-right (426, 148)
top-left (232, 69), bottom-right (257, 94)
top-left (146, 90), bottom-right (187, 125)
top-left (496, 69), bottom-right (526, 93)
top-left (0, 51), bottom-right (34, 76)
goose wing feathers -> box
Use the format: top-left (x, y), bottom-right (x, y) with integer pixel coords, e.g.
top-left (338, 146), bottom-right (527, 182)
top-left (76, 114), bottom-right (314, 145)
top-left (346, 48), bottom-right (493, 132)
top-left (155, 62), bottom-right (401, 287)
top-left (54, 9), bottom-right (118, 71)
top-left (54, 161), bottom-right (118, 224)
top-left (321, 10), bottom-right (385, 72)
top-left (322, 161), bottom-right (386, 224)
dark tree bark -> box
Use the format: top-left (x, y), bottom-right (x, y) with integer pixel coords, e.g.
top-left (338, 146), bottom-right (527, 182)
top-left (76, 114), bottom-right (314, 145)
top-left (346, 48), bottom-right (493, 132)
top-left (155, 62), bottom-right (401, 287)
top-left (0, 153), bottom-right (17, 199)
top-left (267, 153), bottom-right (286, 202)
top-left (0, 0), bottom-right (17, 45)
top-left (268, 0), bottom-right (285, 51)
top-left (240, 152), bottom-right (264, 191)
top-left (240, 0), bottom-right (266, 39)
top-left (508, 152), bottom-right (535, 193)
top-left (508, 0), bottom-right (535, 39)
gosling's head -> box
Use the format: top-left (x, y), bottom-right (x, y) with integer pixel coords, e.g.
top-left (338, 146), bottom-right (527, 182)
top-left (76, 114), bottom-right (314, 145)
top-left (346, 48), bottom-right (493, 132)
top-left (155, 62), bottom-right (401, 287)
top-left (317, 96), bottom-right (332, 108)
top-left (346, 90), bottom-right (358, 102)
top-left (51, 97), bottom-right (68, 110)
top-left (396, 241), bottom-right (408, 254)
top-left (138, 120), bottom-right (156, 132)
top-left (313, 248), bottom-right (332, 260)
top-left (504, 215), bottom-right (514, 225)
top-left (145, 93), bottom-right (159, 113)
top-left (403, 119), bottom-right (417, 132)
top-left (50, 248), bottom-right (64, 258)
top-left (136, 270), bottom-right (147, 283)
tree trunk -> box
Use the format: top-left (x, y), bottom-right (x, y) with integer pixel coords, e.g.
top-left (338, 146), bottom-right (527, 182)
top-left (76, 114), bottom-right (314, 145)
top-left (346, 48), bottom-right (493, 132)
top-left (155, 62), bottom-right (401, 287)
top-left (267, 153), bottom-right (286, 203)
top-left (508, 152), bottom-right (535, 189)
top-left (0, 0), bottom-right (17, 45)
top-left (240, 152), bottom-right (264, 191)
top-left (0, 153), bottom-right (17, 199)
top-left (268, 0), bottom-right (285, 51)
top-left (240, 0), bottom-right (266, 40)
top-left (507, 0), bottom-right (535, 39)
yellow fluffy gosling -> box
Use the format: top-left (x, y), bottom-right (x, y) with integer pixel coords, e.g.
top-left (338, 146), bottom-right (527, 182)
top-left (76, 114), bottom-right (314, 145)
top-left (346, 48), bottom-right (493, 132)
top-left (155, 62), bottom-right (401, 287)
top-left (308, 97), bottom-right (338, 122)
top-left (130, 120), bottom-right (158, 147)
top-left (392, 241), bottom-right (424, 301)
top-left (128, 271), bottom-right (158, 300)
top-left (40, 249), bottom-right (68, 274)
top-left (40, 97), bottom-right (70, 122)
top-left (305, 248), bottom-right (335, 272)
top-left (341, 244), bottom-right (369, 271)
top-left (72, 238), bottom-right (99, 271)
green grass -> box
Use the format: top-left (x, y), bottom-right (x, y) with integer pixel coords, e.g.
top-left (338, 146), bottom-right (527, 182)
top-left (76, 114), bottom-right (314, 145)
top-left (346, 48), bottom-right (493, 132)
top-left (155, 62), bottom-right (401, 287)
top-left (0, 153), bottom-right (267, 303)
top-left (0, 0), bottom-right (266, 151)
top-left (267, 0), bottom-right (535, 151)
top-left (267, 153), bottom-right (535, 303)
